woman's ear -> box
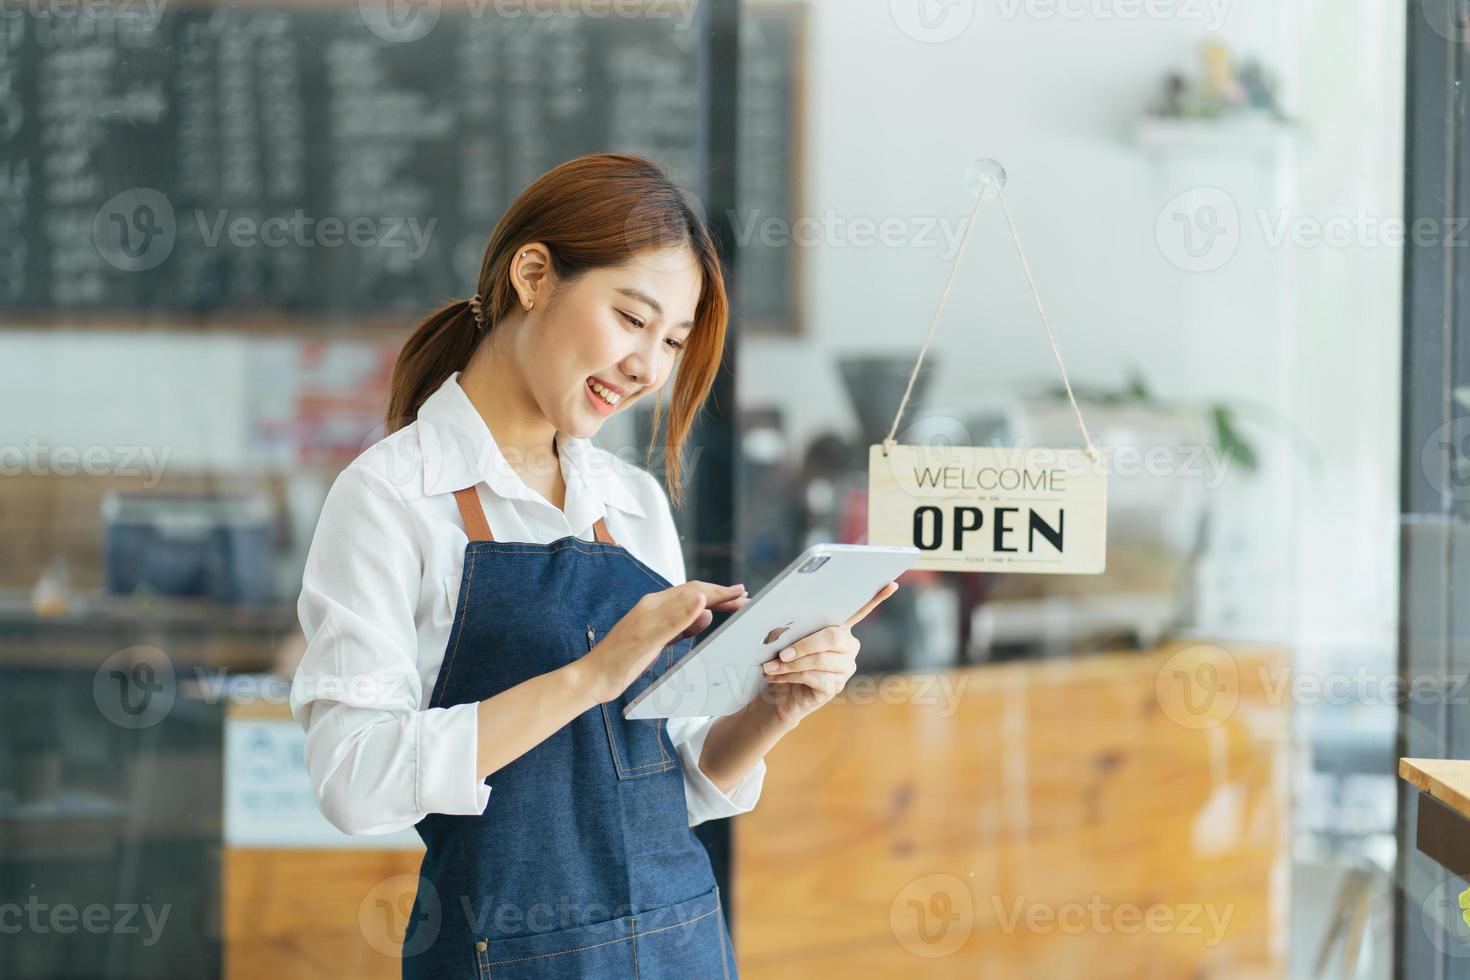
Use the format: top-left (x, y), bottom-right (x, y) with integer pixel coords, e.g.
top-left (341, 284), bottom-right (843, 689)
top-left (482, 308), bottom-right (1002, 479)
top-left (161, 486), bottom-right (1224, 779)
top-left (512, 243), bottom-right (552, 311)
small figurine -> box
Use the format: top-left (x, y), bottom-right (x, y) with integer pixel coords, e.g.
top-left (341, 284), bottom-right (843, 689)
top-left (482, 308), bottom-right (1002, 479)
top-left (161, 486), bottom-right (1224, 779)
top-left (1236, 58), bottom-right (1285, 118)
top-left (1201, 41), bottom-right (1246, 110)
top-left (1145, 43), bottom-right (1286, 122)
top-left (1147, 73), bottom-right (1189, 118)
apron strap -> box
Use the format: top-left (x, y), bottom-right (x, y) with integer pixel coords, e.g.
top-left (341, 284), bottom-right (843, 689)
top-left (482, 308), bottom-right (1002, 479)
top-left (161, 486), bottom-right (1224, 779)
top-left (453, 487), bottom-right (495, 542)
top-left (452, 485), bottom-right (620, 546)
top-left (591, 518), bottom-right (616, 545)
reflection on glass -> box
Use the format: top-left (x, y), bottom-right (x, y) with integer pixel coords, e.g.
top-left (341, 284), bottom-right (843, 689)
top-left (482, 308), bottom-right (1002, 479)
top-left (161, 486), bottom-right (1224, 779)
top-left (0, 0), bottom-right (1432, 977)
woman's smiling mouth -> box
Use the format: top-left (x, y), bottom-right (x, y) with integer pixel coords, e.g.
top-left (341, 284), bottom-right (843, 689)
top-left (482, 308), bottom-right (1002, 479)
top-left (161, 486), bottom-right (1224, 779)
top-left (585, 377), bottom-right (624, 415)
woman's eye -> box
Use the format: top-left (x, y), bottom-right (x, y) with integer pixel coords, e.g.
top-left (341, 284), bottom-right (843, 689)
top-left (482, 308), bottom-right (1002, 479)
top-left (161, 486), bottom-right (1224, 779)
top-left (619, 309), bottom-right (681, 350)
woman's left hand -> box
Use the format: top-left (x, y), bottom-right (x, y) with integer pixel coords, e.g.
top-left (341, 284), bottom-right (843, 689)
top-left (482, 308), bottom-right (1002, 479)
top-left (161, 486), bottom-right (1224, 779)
top-left (759, 581), bottom-right (900, 728)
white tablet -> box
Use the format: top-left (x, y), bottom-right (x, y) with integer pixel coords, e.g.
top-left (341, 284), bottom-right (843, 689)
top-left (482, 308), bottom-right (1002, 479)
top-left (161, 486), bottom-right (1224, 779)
top-left (623, 543), bottom-right (921, 720)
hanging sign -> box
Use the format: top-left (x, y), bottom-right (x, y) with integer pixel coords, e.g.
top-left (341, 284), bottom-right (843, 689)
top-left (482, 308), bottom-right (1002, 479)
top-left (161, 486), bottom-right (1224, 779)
top-left (867, 158), bottom-right (1108, 574)
top-left (867, 444), bottom-right (1106, 573)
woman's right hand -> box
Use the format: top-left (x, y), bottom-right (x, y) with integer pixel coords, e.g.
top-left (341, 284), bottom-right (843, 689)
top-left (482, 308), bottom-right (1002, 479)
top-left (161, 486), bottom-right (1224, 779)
top-left (582, 581), bottom-right (749, 704)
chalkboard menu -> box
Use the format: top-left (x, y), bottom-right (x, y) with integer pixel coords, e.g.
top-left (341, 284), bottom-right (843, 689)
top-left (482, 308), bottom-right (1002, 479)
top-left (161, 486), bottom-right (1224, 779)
top-left (736, 2), bottom-right (804, 334)
top-left (0, 4), bottom-right (710, 317)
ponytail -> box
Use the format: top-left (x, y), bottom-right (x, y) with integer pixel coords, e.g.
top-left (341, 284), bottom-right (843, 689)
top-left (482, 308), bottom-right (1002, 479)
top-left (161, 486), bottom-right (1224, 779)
top-left (384, 299), bottom-right (483, 432)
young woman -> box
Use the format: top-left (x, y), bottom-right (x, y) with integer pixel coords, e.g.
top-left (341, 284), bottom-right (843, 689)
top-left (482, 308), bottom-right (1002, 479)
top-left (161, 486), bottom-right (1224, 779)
top-left (290, 154), bottom-right (897, 979)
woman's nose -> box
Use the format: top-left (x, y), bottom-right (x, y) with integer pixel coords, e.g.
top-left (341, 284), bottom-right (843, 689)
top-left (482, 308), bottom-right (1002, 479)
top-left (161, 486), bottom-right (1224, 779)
top-left (620, 358), bottom-right (649, 386)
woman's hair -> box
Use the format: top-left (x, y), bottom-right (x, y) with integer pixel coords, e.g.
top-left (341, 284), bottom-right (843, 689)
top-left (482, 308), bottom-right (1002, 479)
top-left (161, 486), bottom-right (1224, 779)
top-left (384, 153), bottom-right (728, 507)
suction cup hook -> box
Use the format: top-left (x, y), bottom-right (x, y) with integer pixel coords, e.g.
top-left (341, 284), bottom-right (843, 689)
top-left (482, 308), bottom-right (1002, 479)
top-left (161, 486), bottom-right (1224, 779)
top-left (965, 158), bottom-right (1008, 196)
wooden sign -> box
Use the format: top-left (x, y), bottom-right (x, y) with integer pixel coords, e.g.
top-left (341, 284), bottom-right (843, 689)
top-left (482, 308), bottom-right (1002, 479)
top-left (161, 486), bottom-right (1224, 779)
top-left (867, 444), bottom-right (1107, 574)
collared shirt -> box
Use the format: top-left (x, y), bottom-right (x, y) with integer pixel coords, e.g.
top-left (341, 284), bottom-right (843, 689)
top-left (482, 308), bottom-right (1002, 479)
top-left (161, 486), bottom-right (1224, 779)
top-left (290, 371), bottom-right (765, 837)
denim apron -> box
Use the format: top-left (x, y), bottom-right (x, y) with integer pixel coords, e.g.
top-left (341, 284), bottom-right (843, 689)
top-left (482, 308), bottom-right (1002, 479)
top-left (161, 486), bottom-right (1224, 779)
top-left (401, 483), bottom-right (738, 980)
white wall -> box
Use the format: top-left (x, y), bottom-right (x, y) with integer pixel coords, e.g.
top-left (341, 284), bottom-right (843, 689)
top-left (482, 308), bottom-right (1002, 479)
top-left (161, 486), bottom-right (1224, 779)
top-left (741, 0), bottom-right (1289, 444)
top-left (739, 0), bottom-right (1403, 648)
top-left (1287, 0), bottom-right (1403, 664)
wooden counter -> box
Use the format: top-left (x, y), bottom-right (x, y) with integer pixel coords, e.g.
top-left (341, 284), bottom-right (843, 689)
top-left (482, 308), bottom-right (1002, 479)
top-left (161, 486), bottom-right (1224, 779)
top-left (733, 640), bottom-right (1290, 980)
top-left (1400, 758), bottom-right (1470, 880)
top-left (225, 848), bottom-right (424, 980)
top-left (1401, 759), bottom-right (1470, 820)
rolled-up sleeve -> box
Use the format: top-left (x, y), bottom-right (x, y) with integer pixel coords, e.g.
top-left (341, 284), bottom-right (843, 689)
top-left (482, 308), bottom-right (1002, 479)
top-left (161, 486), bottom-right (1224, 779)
top-left (638, 471), bottom-right (766, 826)
top-left (290, 463), bottom-right (491, 837)
top-left (667, 715), bottom-right (766, 826)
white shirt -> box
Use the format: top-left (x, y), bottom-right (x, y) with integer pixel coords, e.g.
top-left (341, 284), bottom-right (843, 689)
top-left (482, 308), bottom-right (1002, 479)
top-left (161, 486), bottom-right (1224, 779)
top-left (290, 371), bottom-right (765, 837)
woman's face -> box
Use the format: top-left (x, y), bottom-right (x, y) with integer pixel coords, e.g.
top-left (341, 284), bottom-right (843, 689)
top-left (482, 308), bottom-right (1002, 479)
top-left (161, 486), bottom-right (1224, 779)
top-left (517, 245), bottom-right (702, 439)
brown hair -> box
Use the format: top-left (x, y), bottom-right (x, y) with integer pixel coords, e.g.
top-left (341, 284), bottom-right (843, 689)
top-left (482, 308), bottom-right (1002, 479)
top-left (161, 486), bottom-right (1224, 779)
top-left (385, 153), bottom-right (728, 507)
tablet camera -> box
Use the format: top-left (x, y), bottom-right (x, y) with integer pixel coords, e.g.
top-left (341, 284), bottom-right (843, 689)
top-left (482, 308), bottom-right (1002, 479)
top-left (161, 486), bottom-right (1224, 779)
top-left (797, 556), bottom-right (830, 574)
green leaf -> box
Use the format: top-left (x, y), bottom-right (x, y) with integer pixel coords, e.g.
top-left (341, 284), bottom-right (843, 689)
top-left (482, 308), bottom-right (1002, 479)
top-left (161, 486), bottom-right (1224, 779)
top-left (1125, 368), bottom-right (1152, 403)
top-left (1211, 405), bottom-right (1258, 474)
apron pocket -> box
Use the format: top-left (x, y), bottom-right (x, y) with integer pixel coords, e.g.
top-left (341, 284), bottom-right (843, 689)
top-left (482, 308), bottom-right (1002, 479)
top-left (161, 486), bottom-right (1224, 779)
top-left (473, 915), bottom-right (635, 979)
top-left (473, 885), bottom-right (729, 980)
top-left (585, 623), bottom-right (676, 780)
top-left (618, 884), bottom-right (733, 980)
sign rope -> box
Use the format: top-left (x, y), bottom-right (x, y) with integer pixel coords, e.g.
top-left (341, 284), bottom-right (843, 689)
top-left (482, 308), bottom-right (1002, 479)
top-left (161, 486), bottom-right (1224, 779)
top-left (880, 171), bottom-right (1099, 463)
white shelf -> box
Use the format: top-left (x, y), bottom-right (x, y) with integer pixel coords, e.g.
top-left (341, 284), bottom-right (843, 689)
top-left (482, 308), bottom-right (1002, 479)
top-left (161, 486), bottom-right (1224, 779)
top-left (1134, 115), bottom-right (1298, 157)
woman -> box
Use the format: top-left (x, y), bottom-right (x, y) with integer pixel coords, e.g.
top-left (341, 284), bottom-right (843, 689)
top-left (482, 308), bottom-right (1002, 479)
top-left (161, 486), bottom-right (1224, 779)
top-left (290, 154), bottom-right (897, 979)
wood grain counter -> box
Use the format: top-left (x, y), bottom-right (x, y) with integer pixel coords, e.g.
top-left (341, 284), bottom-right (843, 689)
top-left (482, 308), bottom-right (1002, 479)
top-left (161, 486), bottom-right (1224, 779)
top-left (1400, 757), bottom-right (1470, 881)
top-left (1401, 758), bottom-right (1470, 820)
top-left (733, 640), bottom-right (1290, 980)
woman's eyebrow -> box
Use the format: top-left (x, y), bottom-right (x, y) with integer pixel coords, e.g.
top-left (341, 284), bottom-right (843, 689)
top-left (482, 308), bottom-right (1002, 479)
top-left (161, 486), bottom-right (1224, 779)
top-left (615, 287), bottom-right (695, 329)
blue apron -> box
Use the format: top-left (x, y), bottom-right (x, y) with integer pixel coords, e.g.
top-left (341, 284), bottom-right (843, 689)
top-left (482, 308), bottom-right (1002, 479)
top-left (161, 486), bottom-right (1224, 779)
top-left (401, 483), bottom-right (738, 980)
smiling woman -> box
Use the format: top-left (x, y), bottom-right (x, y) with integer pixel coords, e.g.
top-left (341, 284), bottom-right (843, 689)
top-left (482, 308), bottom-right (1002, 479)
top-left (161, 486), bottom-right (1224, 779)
top-left (288, 153), bottom-right (898, 980)
top-left (294, 155), bottom-right (754, 980)
top-left (384, 153), bottom-right (728, 507)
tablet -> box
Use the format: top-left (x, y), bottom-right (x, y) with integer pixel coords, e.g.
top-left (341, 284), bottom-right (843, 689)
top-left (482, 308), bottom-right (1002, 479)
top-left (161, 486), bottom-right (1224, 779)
top-left (623, 543), bottom-right (921, 720)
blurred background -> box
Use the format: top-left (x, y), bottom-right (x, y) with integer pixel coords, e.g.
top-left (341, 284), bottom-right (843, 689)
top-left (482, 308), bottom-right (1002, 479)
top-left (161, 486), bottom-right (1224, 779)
top-left (2, 0), bottom-right (1467, 976)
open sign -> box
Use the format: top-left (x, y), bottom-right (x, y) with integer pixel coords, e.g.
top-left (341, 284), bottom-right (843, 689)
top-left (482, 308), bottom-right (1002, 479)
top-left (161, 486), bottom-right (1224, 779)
top-left (867, 444), bottom-right (1107, 574)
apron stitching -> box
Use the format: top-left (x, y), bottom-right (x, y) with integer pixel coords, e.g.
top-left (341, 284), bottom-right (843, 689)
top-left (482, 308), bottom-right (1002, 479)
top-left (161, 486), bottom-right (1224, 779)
top-left (624, 761), bottom-right (675, 774)
top-left (631, 914), bottom-right (640, 979)
top-left (601, 551), bottom-right (668, 590)
top-left (657, 719), bottom-right (671, 765)
top-left (432, 545), bottom-right (478, 709)
top-left (601, 710), bottom-right (671, 774)
top-left (627, 907), bottom-right (718, 941)
top-left (607, 719), bottom-right (675, 772)
top-left (601, 703), bottom-right (628, 774)
top-left (474, 539), bottom-right (669, 591)
top-left (485, 907), bottom-right (718, 966)
top-left (485, 932), bottom-right (633, 966)
top-left (594, 625), bottom-right (676, 776)
top-left (591, 624), bottom-right (632, 777)
top-left (716, 887), bottom-right (730, 980)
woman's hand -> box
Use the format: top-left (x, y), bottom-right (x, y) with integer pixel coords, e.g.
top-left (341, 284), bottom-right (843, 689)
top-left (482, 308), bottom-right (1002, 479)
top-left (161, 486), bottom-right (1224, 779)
top-left (758, 581), bottom-right (900, 727)
top-left (582, 581), bottom-right (749, 704)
